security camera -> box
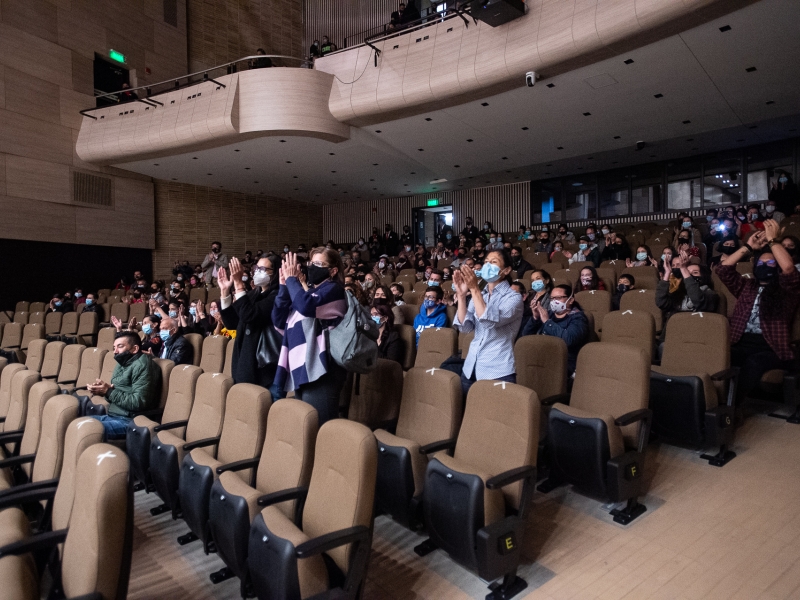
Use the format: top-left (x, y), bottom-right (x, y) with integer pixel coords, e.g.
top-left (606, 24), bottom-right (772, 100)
top-left (635, 141), bottom-right (646, 151)
top-left (525, 71), bottom-right (538, 87)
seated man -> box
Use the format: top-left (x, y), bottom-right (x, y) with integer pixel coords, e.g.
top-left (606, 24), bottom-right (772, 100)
top-left (656, 251), bottom-right (718, 326)
top-left (48, 293), bottom-right (73, 314)
top-left (87, 331), bottom-right (161, 440)
top-left (413, 286), bottom-right (447, 345)
top-left (158, 316), bottom-right (194, 365)
top-left (521, 284), bottom-right (590, 377)
top-left (81, 293), bottom-right (100, 313)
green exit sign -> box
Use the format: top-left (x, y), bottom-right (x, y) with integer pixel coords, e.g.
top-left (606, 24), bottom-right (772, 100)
top-left (109, 49), bottom-right (126, 63)
top-left (427, 198), bottom-right (439, 207)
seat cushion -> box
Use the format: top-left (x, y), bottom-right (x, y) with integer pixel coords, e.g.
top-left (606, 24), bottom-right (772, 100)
top-left (154, 429), bottom-right (188, 467)
top-left (260, 505), bottom-right (329, 599)
top-left (651, 366), bottom-right (719, 410)
top-left (0, 554), bottom-right (38, 600)
top-left (374, 429), bottom-right (427, 497)
top-left (132, 415), bottom-right (159, 434)
top-left (0, 508), bottom-right (30, 547)
top-left (218, 471), bottom-right (262, 523)
top-left (0, 468), bottom-right (12, 492)
top-left (188, 448), bottom-right (222, 479)
top-left (553, 403), bottom-right (625, 459)
top-left (433, 453), bottom-right (505, 528)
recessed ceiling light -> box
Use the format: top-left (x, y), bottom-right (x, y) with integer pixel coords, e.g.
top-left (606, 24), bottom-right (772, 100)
top-left (293, 176), bottom-right (298, 178)
top-left (411, 172), bottom-right (416, 174)
top-left (373, 163), bottom-right (379, 166)
top-left (481, 102), bottom-right (489, 107)
top-left (766, 100), bottom-right (775, 105)
top-left (171, 178), bottom-right (177, 180)
top-left (613, 136), bottom-right (621, 140)
top-left (501, 157), bottom-right (508, 160)
top-left (286, 161), bottom-right (292, 163)
top-left (332, 183), bottom-right (337, 186)
top-left (583, 112), bottom-right (591, 116)
top-left (329, 153), bottom-right (335, 155)
top-left (454, 165), bottom-right (460, 168)
top-left (192, 157), bottom-right (198, 160)
top-left (458, 184), bottom-right (463, 187)
top-left (234, 149), bottom-right (240, 152)
top-left (403, 183), bottom-right (408, 186)
top-left (587, 157), bottom-right (594, 160)
top-left (207, 173), bottom-right (212, 175)
top-left (467, 139), bottom-right (473, 142)
top-left (545, 164), bottom-right (552, 166)
top-left (373, 188), bottom-right (377, 190)
top-left (745, 66), bottom-right (757, 72)
top-left (686, 138), bottom-right (694, 142)
top-left (546, 83), bottom-right (555, 88)
top-left (245, 167), bottom-right (250, 170)
top-left (624, 59), bottom-right (634, 65)
top-left (294, 188), bottom-right (298, 191)
top-left (649, 154), bottom-right (656, 158)
top-left (545, 172), bottom-right (551, 175)
top-left (254, 181), bottom-right (259, 183)
top-left (654, 94), bottom-right (663, 98)
top-left (521, 127), bottom-right (529, 131)
top-left (577, 167), bottom-right (583, 170)
top-left (736, 138), bottom-right (744, 142)
top-left (682, 120), bottom-right (691, 124)
top-left (375, 130), bottom-right (381, 133)
top-left (153, 163), bottom-right (159, 166)
top-left (748, 125), bottom-right (758, 129)
top-left (279, 140), bottom-right (286, 142)
top-left (572, 182), bottom-right (582, 187)
top-left (331, 170), bottom-right (336, 173)
top-left (719, 25), bottom-right (731, 32)
top-left (557, 147), bottom-right (564, 150)
top-left (425, 117), bottom-right (432, 121)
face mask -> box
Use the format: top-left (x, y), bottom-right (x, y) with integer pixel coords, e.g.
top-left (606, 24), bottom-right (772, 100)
top-left (754, 264), bottom-right (778, 282)
top-left (428, 280), bottom-right (440, 287)
top-left (779, 176), bottom-right (788, 183)
top-left (212, 247), bottom-right (220, 254)
top-left (55, 301), bottom-right (62, 307)
top-left (75, 292), bottom-right (82, 298)
top-left (189, 307), bottom-right (196, 316)
top-left (446, 234), bottom-right (452, 240)
top-left (489, 237), bottom-right (496, 243)
top-left (617, 283), bottom-right (630, 294)
top-left (579, 243), bottom-right (588, 251)
top-left (253, 272), bottom-right (270, 287)
top-left (661, 254), bottom-right (668, 262)
top-left (114, 351), bottom-right (137, 366)
top-left (242, 276), bottom-right (249, 282)
top-left (682, 222), bottom-right (692, 229)
top-left (636, 252), bottom-right (647, 261)
top-left (474, 269), bottom-right (482, 279)
top-left (169, 310), bottom-right (177, 318)
top-left (85, 298), bottom-right (93, 306)
top-left (479, 262), bottom-right (502, 283)
top-left (423, 299), bottom-right (437, 309)
top-left (541, 226), bottom-right (548, 232)
top-left (405, 246), bottom-right (411, 252)
top-left (483, 224), bottom-right (489, 230)
top-left (159, 330), bottom-right (171, 341)
top-left (706, 215), bottom-right (714, 221)
top-left (511, 255), bottom-right (520, 263)
top-left (766, 205), bottom-right (775, 213)
top-left (177, 276), bottom-right (183, 281)
top-left (210, 309), bottom-right (219, 317)
top-left (371, 315), bottom-right (383, 327)
top-left (531, 280), bottom-right (545, 292)
top-left (587, 233), bottom-right (596, 241)
top-left (601, 229), bottom-right (609, 235)
top-left (358, 240), bottom-right (365, 245)
top-left (580, 276), bottom-right (592, 286)
top-left (142, 324), bottom-right (153, 335)
top-left (719, 245), bottom-right (737, 255)
top-left (307, 264), bottom-right (331, 285)
top-left (738, 215), bottom-right (746, 221)
top-left (679, 237), bottom-right (690, 244)
top-left (671, 268), bottom-right (683, 279)
top-left (524, 231), bottom-right (531, 238)
top-left (749, 213), bottom-right (758, 221)
top-left (550, 299), bottom-right (568, 313)
top-left (284, 247), bottom-right (290, 253)
top-left (362, 279), bottom-right (374, 289)
top-left (379, 261), bottom-right (385, 268)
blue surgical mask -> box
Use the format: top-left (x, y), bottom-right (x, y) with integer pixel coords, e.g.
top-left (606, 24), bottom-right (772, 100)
top-left (428, 280), bottom-right (440, 287)
top-left (423, 299), bottom-right (436, 309)
top-left (636, 252), bottom-right (647, 261)
top-left (85, 299), bottom-right (93, 306)
top-left (579, 243), bottom-right (588, 250)
top-left (474, 269), bottom-right (482, 279)
top-left (159, 329), bottom-right (170, 341)
top-left (479, 262), bottom-right (502, 283)
top-left (531, 280), bottom-right (545, 292)
top-left (371, 315), bottom-right (382, 326)
top-left (168, 310), bottom-right (177, 318)
top-left (682, 221), bottom-right (692, 229)
top-left (55, 300), bottom-right (62, 307)
top-left (75, 292), bottom-right (82, 298)
top-left (706, 215), bottom-right (714, 221)
top-left (189, 307), bottom-right (196, 316)
top-left (446, 234), bottom-right (452, 240)
top-left (489, 237), bottom-right (496, 243)
top-left (524, 231), bottom-right (531, 238)
top-left (587, 233), bottom-right (596, 240)
top-left (661, 254), bottom-right (667, 262)
top-left (142, 324), bottom-right (153, 335)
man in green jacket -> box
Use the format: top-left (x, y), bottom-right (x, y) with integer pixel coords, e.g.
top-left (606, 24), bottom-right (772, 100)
top-left (87, 330), bottom-right (162, 440)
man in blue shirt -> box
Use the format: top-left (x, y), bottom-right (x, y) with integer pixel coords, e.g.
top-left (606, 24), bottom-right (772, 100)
top-left (414, 287), bottom-right (447, 345)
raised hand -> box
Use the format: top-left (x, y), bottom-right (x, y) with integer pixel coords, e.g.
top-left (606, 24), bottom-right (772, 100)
top-left (128, 316), bottom-right (136, 330)
top-left (111, 316), bottom-right (122, 331)
top-left (452, 269), bottom-right (469, 296)
top-left (229, 257), bottom-right (243, 282)
top-left (283, 252), bottom-right (301, 279)
top-left (648, 256), bottom-right (659, 268)
top-left (763, 218), bottom-right (779, 242)
top-left (749, 230), bottom-right (768, 250)
top-left (217, 265), bottom-right (233, 291)
top-left (196, 299), bottom-right (205, 316)
top-left (458, 264), bottom-right (480, 293)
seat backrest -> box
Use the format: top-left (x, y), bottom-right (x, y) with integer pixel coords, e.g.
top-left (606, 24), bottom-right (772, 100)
top-left (189, 287), bottom-right (207, 303)
top-left (413, 281), bottom-right (429, 294)
top-left (257, 398), bottom-right (318, 519)
top-left (96, 327), bottom-right (117, 352)
top-left (61, 444), bottom-right (130, 600)
top-left (601, 310), bottom-right (655, 365)
top-left (24, 339), bottom-right (47, 372)
top-left (152, 358), bottom-right (175, 409)
top-left (348, 358), bottom-right (404, 429)
top-left (0, 311), bottom-right (10, 326)
top-left (161, 364), bottom-right (203, 429)
top-left (514, 336), bottom-right (567, 400)
top-left (398, 303), bottom-right (418, 326)
top-left (97, 289), bottom-right (111, 298)
top-left (76, 312), bottom-right (99, 343)
top-left (3, 369), bottom-right (40, 433)
top-left (402, 290), bottom-right (419, 306)
top-left (200, 335), bottom-right (228, 374)
top-left (0, 363), bottom-right (27, 420)
top-left (223, 340), bottom-right (234, 377)
top-left (455, 381), bottom-right (539, 510)
top-left (396, 367), bottom-right (462, 447)
top-left (57, 344), bottom-right (85, 384)
top-left (13, 311), bottom-right (29, 324)
top-left (99, 352), bottom-right (117, 383)
top-left (207, 287), bottom-right (221, 304)
top-left (1, 322), bottom-right (23, 349)
top-left (574, 291), bottom-right (611, 334)
top-left (28, 311), bottom-right (45, 326)
top-left (31, 393), bottom-right (79, 484)
top-left (570, 342), bottom-right (650, 448)
top-left (45, 312), bottom-right (63, 336)
top-left (599, 259), bottom-right (625, 279)
top-left (110, 302), bottom-right (129, 322)
top-left (21, 323), bottom-right (45, 350)
top-left (129, 302), bottom-right (148, 324)
top-left (396, 324), bottom-right (416, 370)
top-left (60, 312), bottom-right (79, 336)
top-left (184, 372), bottom-right (233, 444)
top-left (415, 327), bottom-right (457, 369)
top-left (184, 333), bottom-right (203, 367)
top-left (553, 268), bottom-right (579, 287)
top-left (75, 348), bottom-right (108, 388)
top-left (595, 268), bottom-right (616, 293)
top-left (661, 312), bottom-right (729, 376)
top-left (303, 420), bottom-right (377, 573)
top-left (621, 266), bottom-right (659, 290)
top-left (29, 302), bottom-right (46, 313)
top-left (458, 330), bottom-right (474, 359)
top-left (216, 383), bottom-right (271, 476)
top-left (619, 288), bottom-right (663, 332)
top-left (18, 380), bottom-right (60, 477)
top-left (52, 417), bottom-right (105, 531)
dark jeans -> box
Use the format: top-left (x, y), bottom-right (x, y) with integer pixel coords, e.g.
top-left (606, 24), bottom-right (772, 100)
top-left (460, 371), bottom-right (516, 401)
top-left (295, 365), bottom-right (348, 426)
top-left (730, 333), bottom-right (793, 403)
top-left (89, 415), bottom-right (131, 441)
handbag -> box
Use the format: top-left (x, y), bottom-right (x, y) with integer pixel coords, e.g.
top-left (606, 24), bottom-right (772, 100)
top-left (256, 325), bottom-right (283, 368)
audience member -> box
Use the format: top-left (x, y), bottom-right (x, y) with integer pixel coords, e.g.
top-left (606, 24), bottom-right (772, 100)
top-left (158, 316), bottom-right (194, 364)
top-left (656, 251), bottom-right (718, 324)
top-left (627, 244), bottom-right (657, 268)
top-left (461, 217), bottom-right (479, 242)
top-left (556, 224), bottom-right (576, 244)
top-left (319, 36), bottom-right (337, 56)
top-left (81, 293), bottom-right (100, 313)
top-left (575, 266), bottom-right (606, 292)
top-left (534, 230), bottom-right (553, 254)
top-left (139, 316), bottom-right (163, 355)
top-left (372, 303), bottom-right (403, 365)
top-left (528, 269), bottom-right (553, 312)
top-left (309, 39), bottom-right (321, 58)
top-left (762, 199), bottom-right (785, 223)
top-left (567, 235), bottom-right (601, 267)
top-left (780, 235), bottom-right (800, 271)
top-left (201, 241), bottom-right (230, 287)
top-left (611, 274), bottom-right (635, 311)
top-left (601, 233), bottom-right (632, 261)
top-left (48, 293), bottom-right (73, 314)
top-left (390, 283), bottom-right (405, 303)
top-left (769, 171), bottom-right (797, 216)
top-left (249, 48), bottom-right (273, 69)
top-left (374, 286), bottom-right (404, 325)
top-left (739, 204), bottom-right (765, 240)
top-left (413, 286), bottom-right (447, 344)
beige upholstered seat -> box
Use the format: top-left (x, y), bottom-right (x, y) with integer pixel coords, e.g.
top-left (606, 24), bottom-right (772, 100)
top-left (63, 347), bottom-right (107, 395)
top-left (44, 312), bottom-right (62, 338)
top-left (69, 311), bottom-right (99, 346)
top-left (396, 324), bottom-right (416, 370)
top-left (129, 302), bottom-right (148, 324)
top-left (575, 290), bottom-right (611, 334)
top-left (601, 310), bottom-right (656, 364)
top-left (57, 312), bottom-right (79, 339)
top-left (347, 358), bottom-right (404, 429)
top-left (184, 332), bottom-right (203, 367)
top-left (620, 288), bottom-right (664, 333)
top-left (414, 327), bottom-right (457, 370)
top-left (39, 341), bottom-right (65, 382)
top-left (0, 364), bottom-right (28, 426)
top-left (96, 327), bottom-right (116, 352)
top-left (621, 266), bottom-right (659, 290)
top-left (54, 344), bottom-right (84, 390)
top-left (0, 369), bottom-right (40, 436)
top-left (23, 339), bottom-right (47, 373)
top-left (223, 340), bottom-right (234, 377)
top-left (200, 335), bottom-right (229, 374)
top-left (514, 335), bottom-right (568, 441)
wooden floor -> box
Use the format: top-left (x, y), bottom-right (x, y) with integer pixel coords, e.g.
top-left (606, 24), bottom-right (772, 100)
top-left (128, 412), bottom-right (800, 600)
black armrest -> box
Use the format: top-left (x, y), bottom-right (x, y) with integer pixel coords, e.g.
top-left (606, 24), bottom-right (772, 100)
top-left (0, 453), bottom-right (35, 470)
top-left (711, 368), bottom-right (738, 381)
top-left (540, 393), bottom-right (571, 407)
top-left (183, 436), bottom-right (220, 452)
top-left (41, 375), bottom-right (57, 380)
top-left (257, 486), bottom-right (308, 508)
top-left (0, 417), bottom-right (5, 423)
top-left (295, 525), bottom-right (370, 559)
top-left (68, 594), bottom-right (104, 600)
top-left (485, 465), bottom-right (536, 490)
top-left (0, 478), bottom-right (58, 501)
top-left (418, 438), bottom-right (456, 455)
top-left (0, 529), bottom-right (67, 560)
top-left (0, 430), bottom-right (23, 443)
top-left (615, 408), bottom-right (652, 427)
top-left (0, 485), bottom-right (57, 512)
top-left (153, 419), bottom-right (188, 433)
top-left (216, 456), bottom-right (260, 475)
top-left (58, 379), bottom-right (77, 385)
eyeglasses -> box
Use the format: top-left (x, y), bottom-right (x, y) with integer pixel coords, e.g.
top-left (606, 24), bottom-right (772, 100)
top-left (252, 266), bottom-right (273, 273)
top-left (757, 259), bottom-right (777, 267)
top-left (550, 295), bottom-right (569, 301)
top-left (310, 261), bottom-right (328, 268)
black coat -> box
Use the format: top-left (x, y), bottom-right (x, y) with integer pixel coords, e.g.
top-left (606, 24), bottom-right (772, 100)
top-left (161, 333), bottom-right (194, 365)
top-left (220, 287), bottom-right (279, 388)
top-left (377, 329), bottom-right (403, 365)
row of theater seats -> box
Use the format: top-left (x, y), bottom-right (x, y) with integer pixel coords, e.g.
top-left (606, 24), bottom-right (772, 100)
top-left (0, 311), bottom-right (101, 356)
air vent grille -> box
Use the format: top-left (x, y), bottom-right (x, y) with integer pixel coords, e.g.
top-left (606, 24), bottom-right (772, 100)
top-left (73, 172), bottom-right (113, 207)
top-left (164, 0), bottom-right (178, 27)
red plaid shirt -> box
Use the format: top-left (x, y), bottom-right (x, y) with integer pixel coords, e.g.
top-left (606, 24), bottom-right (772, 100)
top-left (715, 264), bottom-right (800, 361)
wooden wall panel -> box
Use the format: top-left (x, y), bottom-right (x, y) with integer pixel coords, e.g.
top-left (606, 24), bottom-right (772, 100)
top-left (456, 17), bottom-right (481, 92)
top-left (59, 88), bottom-right (94, 131)
top-left (4, 68), bottom-right (62, 126)
top-left (0, 154), bottom-right (5, 196)
top-left (315, 50), bottom-right (358, 122)
top-left (474, 21), bottom-right (511, 87)
top-left (0, 0), bottom-right (58, 44)
top-left (402, 32), bottom-right (436, 106)
top-left (376, 36), bottom-right (410, 112)
top-left (595, 0), bottom-right (639, 45)
top-left (70, 51), bottom-right (94, 95)
top-left (114, 177), bottom-right (155, 215)
top-left (504, 0), bottom-right (543, 74)
top-left (0, 195), bottom-right (77, 242)
top-left (350, 43), bottom-right (384, 119)
top-left (0, 65), bottom-right (5, 110)
top-left (537, 0), bottom-right (578, 66)
top-left (573, 0), bottom-right (604, 54)
top-left (5, 156), bottom-right (71, 204)
top-left (0, 109), bottom-right (74, 165)
top-left (0, 23), bottom-right (73, 89)
top-left (75, 205), bottom-right (155, 249)
top-left (56, 6), bottom-right (107, 60)
top-left (430, 19), bottom-right (465, 100)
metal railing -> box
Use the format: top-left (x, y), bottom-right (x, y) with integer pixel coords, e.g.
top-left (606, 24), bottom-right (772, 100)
top-left (80, 54), bottom-right (312, 120)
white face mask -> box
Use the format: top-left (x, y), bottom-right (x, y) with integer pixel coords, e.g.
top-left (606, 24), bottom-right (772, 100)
top-left (766, 205), bottom-right (775, 213)
top-left (550, 298), bottom-right (569, 313)
top-left (253, 271), bottom-right (270, 287)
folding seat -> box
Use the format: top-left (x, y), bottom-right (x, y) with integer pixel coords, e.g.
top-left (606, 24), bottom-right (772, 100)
top-left (22, 340), bottom-right (46, 373)
top-left (63, 347), bottom-right (106, 400)
top-left (373, 368), bottom-right (461, 529)
top-left (184, 332), bottom-right (203, 367)
top-left (79, 351), bottom-right (118, 416)
top-left (64, 311), bottom-right (99, 346)
top-left (12, 312), bottom-right (29, 325)
top-left (442, 280), bottom-right (454, 294)
top-left (148, 372), bottom-right (233, 517)
top-left (549, 252), bottom-right (569, 269)
top-left (600, 260), bottom-right (625, 279)
top-left (649, 312), bottom-right (737, 466)
top-left (396, 324), bottom-right (416, 370)
top-left (416, 381), bottom-right (539, 598)
top-left (620, 288), bottom-right (663, 334)
top-left (398, 268), bottom-right (416, 279)
top-left (0, 369), bottom-right (40, 446)
top-left (126, 363), bottom-right (199, 493)
top-left (575, 290), bottom-right (611, 335)
top-left (44, 312), bottom-right (62, 340)
top-left (415, 327), bottom-right (457, 369)
top-left (458, 330), bottom-right (474, 359)
top-left (514, 335), bottom-right (568, 443)
top-left (28, 303), bottom-right (45, 314)
top-left (621, 266), bottom-right (659, 290)
top-left (200, 334), bottom-right (229, 374)
top-left (96, 326), bottom-right (117, 352)
top-left (208, 398), bottom-right (317, 593)
top-left (26, 312), bottom-right (44, 327)
top-left (0, 311), bottom-right (11, 326)
top-left (595, 267), bottom-right (616, 292)
top-left (207, 287), bottom-right (221, 304)
top-left (403, 290), bottom-right (420, 305)
top-left (190, 287), bottom-right (207, 303)
top-left (0, 443), bottom-right (132, 600)
top-left (103, 302), bottom-right (129, 328)
top-left (525, 252), bottom-right (549, 269)
top-left (247, 419), bottom-right (377, 600)
top-left (0, 364), bottom-right (28, 426)
top-left (97, 288), bottom-right (111, 298)
top-left (347, 359), bottom-right (404, 429)
top-left (0, 323), bottom-right (24, 362)
top-left (57, 312), bottom-right (79, 341)
top-left (601, 310), bottom-right (655, 364)
top-left (540, 342), bottom-right (652, 524)
top-left (52, 344), bottom-right (84, 391)
top-left (413, 281), bottom-right (429, 294)
top-left (76, 303), bottom-right (86, 316)
top-left (437, 258), bottom-right (453, 271)
top-left (553, 267), bottom-right (579, 287)
top-left (223, 339), bottom-right (234, 377)
top-left (129, 301), bottom-right (148, 324)
top-left (397, 302), bottom-right (418, 326)
top-left (177, 383), bottom-right (271, 552)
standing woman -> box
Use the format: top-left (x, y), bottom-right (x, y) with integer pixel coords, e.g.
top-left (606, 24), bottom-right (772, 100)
top-left (452, 248), bottom-right (523, 398)
top-left (218, 256), bottom-right (283, 398)
top-left (273, 249), bottom-right (348, 425)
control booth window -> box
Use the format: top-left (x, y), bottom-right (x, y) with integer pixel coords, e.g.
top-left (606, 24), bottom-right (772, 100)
top-left (667, 158), bottom-right (701, 210)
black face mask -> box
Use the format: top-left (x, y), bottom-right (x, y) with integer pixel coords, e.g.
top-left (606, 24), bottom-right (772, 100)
top-left (678, 237), bottom-right (690, 244)
top-left (672, 268), bottom-right (683, 279)
top-left (114, 350), bottom-right (138, 367)
top-left (617, 284), bottom-right (630, 294)
top-left (212, 247), bottom-right (220, 253)
top-left (718, 245), bottom-right (737, 255)
top-left (754, 264), bottom-right (778, 282)
top-left (307, 264), bottom-right (331, 285)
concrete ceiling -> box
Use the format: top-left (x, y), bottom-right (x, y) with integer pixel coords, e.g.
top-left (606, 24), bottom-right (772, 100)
top-left (116, 0), bottom-right (800, 204)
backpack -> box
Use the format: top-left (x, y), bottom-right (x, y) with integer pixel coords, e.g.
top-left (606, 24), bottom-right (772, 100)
top-left (328, 291), bottom-right (380, 374)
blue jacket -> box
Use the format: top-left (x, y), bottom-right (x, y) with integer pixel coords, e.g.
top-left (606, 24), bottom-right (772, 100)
top-left (521, 308), bottom-right (590, 374)
top-left (413, 303), bottom-right (448, 344)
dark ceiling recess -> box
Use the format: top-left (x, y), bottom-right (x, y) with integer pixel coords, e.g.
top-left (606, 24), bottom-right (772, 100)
top-left (546, 83), bottom-right (555, 88)
top-left (746, 66), bottom-right (757, 72)
top-left (719, 25), bottom-right (731, 32)
top-left (654, 94), bottom-right (663, 98)
top-left (624, 59), bottom-right (634, 64)
top-left (521, 127), bottom-right (529, 130)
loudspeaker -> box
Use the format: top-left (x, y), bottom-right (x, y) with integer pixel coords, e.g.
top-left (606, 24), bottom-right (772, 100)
top-left (469, 0), bottom-right (525, 27)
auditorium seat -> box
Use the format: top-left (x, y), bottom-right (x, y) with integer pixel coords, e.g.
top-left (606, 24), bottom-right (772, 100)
top-left (200, 335), bottom-right (229, 374)
top-left (553, 268), bottom-right (580, 287)
top-left (184, 333), bottom-right (203, 367)
top-left (403, 290), bottom-right (419, 305)
top-left (347, 358), bottom-right (403, 429)
top-left (541, 342), bottom-right (652, 524)
top-left (0, 369), bottom-right (40, 440)
top-left (595, 267), bottom-right (616, 293)
top-left (65, 311), bottom-right (98, 346)
top-left (56, 312), bottom-right (79, 342)
top-left (415, 327), bottom-right (457, 370)
top-left (620, 289), bottom-right (663, 334)
top-left (103, 302), bottom-right (129, 328)
top-left (223, 340), bottom-right (234, 377)
top-left (129, 301), bottom-right (148, 325)
top-left (416, 380), bottom-right (539, 598)
top-left (178, 382), bottom-right (270, 553)
top-left (0, 364), bottom-right (27, 428)
top-left (0, 323), bottom-right (24, 361)
top-left (27, 312), bottom-right (44, 327)
top-left (575, 290), bottom-right (611, 335)
top-left (28, 303), bottom-right (45, 314)
top-left (396, 324), bottom-right (416, 370)
top-left (80, 352), bottom-right (118, 416)
top-left (621, 266), bottom-right (659, 290)
top-left (13, 312), bottom-right (29, 325)
top-left (601, 310), bottom-right (655, 364)
top-left (22, 340), bottom-right (46, 373)
top-left (38, 341), bottom-right (65, 382)
top-left (53, 344), bottom-right (84, 390)
top-left (514, 335), bottom-right (568, 444)
top-left (43, 312), bottom-right (62, 340)
top-left (96, 327), bottom-right (117, 352)
top-left (549, 253), bottom-right (570, 269)
top-left (63, 347), bottom-right (106, 398)
top-left (190, 287), bottom-right (207, 303)
top-left (458, 330), bottom-right (474, 359)
top-left (600, 259), bottom-right (625, 279)
top-left (207, 287), bottom-right (222, 304)
top-left (398, 303), bottom-right (418, 326)
top-left (247, 419), bottom-right (377, 600)
top-left (374, 367), bottom-right (461, 529)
